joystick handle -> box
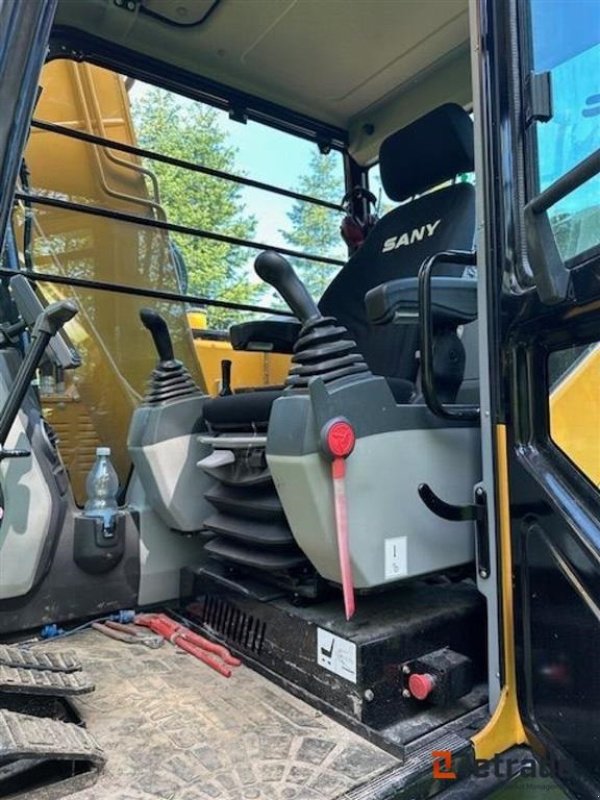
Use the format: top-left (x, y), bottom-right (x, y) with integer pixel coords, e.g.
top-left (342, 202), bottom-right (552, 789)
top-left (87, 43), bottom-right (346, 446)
top-left (254, 251), bottom-right (320, 323)
top-left (140, 308), bottom-right (175, 364)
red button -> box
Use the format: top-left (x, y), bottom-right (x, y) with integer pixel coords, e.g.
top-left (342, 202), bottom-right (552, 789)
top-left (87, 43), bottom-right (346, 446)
top-left (408, 672), bottom-right (435, 700)
top-left (326, 420), bottom-right (355, 458)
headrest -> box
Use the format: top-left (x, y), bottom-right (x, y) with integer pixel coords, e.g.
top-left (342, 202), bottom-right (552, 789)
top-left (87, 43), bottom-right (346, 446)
top-left (379, 104), bottom-right (474, 201)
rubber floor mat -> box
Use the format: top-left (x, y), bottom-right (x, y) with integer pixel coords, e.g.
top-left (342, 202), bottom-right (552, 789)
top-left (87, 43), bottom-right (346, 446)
top-left (0, 646), bottom-right (81, 673)
top-left (0, 708), bottom-right (104, 766)
top-left (0, 665), bottom-right (94, 696)
top-left (33, 628), bottom-right (399, 799)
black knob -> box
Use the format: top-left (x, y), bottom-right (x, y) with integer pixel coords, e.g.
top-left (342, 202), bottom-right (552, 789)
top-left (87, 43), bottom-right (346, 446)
top-left (220, 359), bottom-right (232, 396)
top-left (140, 308), bottom-right (175, 363)
top-left (254, 251), bottom-right (320, 323)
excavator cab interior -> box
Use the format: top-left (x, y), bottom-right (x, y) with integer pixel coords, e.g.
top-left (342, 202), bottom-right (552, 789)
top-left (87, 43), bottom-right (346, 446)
top-left (1, 0), bottom-right (599, 798)
top-left (189, 103), bottom-right (479, 595)
top-left (125, 97), bottom-right (486, 753)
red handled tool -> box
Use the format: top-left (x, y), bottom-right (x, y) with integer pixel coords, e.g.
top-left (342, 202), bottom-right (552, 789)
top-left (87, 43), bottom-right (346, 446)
top-left (135, 613), bottom-right (241, 678)
top-left (320, 417), bottom-right (356, 620)
top-left (92, 620), bottom-right (164, 649)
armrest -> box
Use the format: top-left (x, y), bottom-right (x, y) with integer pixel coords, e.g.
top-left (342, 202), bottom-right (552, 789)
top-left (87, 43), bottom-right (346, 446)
top-left (230, 318), bottom-right (302, 353)
top-left (366, 277), bottom-right (478, 328)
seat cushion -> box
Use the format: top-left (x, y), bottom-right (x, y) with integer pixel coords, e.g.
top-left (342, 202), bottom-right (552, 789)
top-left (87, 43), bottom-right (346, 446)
top-left (204, 389), bottom-right (283, 432)
top-left (204, 378), bottom-right (414, 432)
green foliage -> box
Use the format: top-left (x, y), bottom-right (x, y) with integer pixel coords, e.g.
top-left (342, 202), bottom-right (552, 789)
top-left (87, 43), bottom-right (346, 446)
top-left (132, 87), bottom-right (260, 327)
top-left (550, 205), bottom-right (600, 262)
top-left (281, 151), bottom-right (345, 299)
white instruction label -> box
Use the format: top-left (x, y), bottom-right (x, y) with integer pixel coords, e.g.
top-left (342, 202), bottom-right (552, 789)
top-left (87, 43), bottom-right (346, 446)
top-left (317, 628), bottom-right (357, 683)
top-left (385, 536), bottom-right (408, 580)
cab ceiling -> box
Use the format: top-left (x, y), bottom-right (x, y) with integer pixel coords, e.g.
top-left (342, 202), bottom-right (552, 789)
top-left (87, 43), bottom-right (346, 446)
top-left (54, 0), bottom-right (472, 163)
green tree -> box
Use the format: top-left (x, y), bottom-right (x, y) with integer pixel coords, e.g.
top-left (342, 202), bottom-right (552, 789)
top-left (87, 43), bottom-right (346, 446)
top-left (281, 151), bottom-right (345, 299)
top-left (132, 87), bottom-right (259, 327)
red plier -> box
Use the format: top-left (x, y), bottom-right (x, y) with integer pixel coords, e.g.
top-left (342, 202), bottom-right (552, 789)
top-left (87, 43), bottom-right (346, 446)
top-left (135, 613), bottom-right (241, 678)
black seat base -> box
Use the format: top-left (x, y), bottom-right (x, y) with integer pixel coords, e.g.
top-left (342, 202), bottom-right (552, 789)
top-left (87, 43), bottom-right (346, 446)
top-left (204, 389), bottom-right (282, 432)
top-left (203, 377), bottom-right (414, 432)
top-left (203, 537), bottom-right (323, 599)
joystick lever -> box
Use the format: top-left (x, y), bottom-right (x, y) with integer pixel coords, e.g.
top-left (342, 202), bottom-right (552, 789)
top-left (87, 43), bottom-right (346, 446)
top-left (254, 251), bottom-right (320, 323)
top-left (0, 299), bottom-right (78, 458)
top-left (139, 308), bottom-right (199, 405)
top-left (220, 359), bottom-right (232, 397)
top-left (140, 308), bottom-right (176, 366)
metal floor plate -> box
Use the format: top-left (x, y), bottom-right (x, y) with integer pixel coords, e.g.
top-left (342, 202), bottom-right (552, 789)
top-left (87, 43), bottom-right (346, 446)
top-left (31, 629), bottom-right (398, 800)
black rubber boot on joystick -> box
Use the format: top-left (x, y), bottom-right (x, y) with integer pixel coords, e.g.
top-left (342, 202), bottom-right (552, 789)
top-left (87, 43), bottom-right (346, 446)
top-left (139, 308), bottom-right (199, 404)
top-left (254, 251), bottom-right (371, 389)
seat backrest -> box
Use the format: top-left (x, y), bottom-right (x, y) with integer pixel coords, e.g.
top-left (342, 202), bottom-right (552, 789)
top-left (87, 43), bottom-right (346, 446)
top-left (318, 103), bottom-right (475, 384)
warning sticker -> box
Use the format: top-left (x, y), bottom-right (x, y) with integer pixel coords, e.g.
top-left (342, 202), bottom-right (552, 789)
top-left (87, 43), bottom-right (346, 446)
top-left (384, 536), bottom-right (408, 580)
top-left (317, 628), bottom-right (357, 683)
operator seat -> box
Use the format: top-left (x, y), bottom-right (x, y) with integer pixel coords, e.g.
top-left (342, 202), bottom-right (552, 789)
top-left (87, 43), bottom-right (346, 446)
top-left (203, 103), bottom-right (475, 431)
top-left (196, 103), bottom-right (479, 599)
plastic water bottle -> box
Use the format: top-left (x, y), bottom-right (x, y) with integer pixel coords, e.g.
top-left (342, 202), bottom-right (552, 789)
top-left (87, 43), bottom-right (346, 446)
top-left (84, 447), bottom-right (119, 532)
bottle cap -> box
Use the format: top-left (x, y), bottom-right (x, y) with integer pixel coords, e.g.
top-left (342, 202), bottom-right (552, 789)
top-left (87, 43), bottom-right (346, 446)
top-left (96, 446), bottom-right (111, 456)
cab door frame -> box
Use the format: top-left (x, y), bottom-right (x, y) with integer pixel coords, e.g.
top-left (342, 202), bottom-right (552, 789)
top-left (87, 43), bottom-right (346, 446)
top-left (473, 0), bottom-right (600, 794)
top-left (0, 0), bottom-right (56, 255)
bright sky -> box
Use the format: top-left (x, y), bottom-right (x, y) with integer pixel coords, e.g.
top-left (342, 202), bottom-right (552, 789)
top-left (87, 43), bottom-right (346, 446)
top-left (129, 79), bottom-right (346, 255)
top-left (223, 116), bottom-right (341, 249)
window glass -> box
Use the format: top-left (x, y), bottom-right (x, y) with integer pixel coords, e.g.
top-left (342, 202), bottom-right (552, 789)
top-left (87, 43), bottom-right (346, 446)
top-left (529, 0), bottom-right (600, 263)
top-left (549, 343), bottom-right (600, 487)
top-left (26, 61), bottom-right (346, 325)
top-left (367, 163), bottom-right (395, 215)
top-left (15, 59), bottom-right (348, 499)
top-left (129, 80), bottom-right (347, 303)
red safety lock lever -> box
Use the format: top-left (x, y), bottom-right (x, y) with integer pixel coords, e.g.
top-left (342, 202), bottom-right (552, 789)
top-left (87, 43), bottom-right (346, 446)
top-left (320, 417), bottom-right (356, 620)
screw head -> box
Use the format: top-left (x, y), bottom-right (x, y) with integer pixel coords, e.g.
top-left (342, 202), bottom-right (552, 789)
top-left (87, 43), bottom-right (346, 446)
top-left (479, 568), bottom-right (489, 578)
top-left (402, 664), bottom-right (411, 675)
top-left (402, 689), bottom-right (411, 699)
top-left (363, 689), bottom-right (374, 702)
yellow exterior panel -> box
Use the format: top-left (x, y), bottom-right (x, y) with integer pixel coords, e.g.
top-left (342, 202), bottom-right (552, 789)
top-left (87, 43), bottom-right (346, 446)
top-left (550, 346), bottom-right (600, 486)
top-left (193, 336), bottom-right (291, 395)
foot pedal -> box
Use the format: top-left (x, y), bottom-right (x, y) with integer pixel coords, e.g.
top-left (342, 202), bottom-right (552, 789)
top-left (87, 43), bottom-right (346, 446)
top-left (0, 708), bottom-right (105, 765)
top-left (0, 665), bottom-right (94, 696)
top-left (0, 646), bottom-right (81, 673)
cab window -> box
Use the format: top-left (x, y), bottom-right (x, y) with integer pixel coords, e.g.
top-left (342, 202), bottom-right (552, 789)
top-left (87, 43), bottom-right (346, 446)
top-left (527, 0), bottom-right (600, 264)
top-left (12, 60), bottom-right (348, 500)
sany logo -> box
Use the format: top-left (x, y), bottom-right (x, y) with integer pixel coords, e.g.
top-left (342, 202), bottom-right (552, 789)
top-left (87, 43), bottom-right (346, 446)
top-left (432, 750), bottom-right (457, 780)
top-left (381, 219), bottom-right (441, 252)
